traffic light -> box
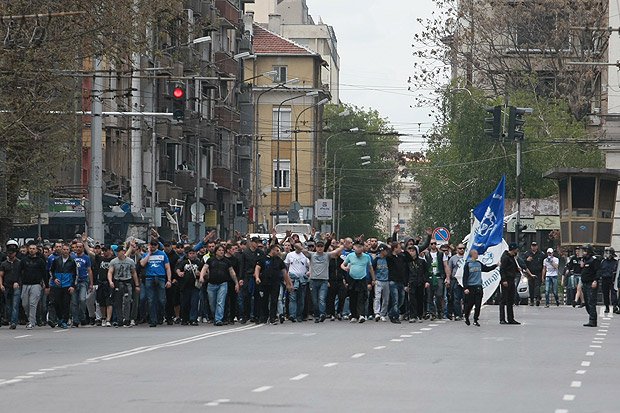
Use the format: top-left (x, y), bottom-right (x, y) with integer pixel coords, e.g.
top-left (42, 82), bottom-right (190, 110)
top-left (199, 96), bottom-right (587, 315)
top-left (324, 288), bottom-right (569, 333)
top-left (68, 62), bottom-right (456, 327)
top-left (508, 106), bottom-right (526, 141)
top-left (484, 105), bottom-right (502, 140)
top-left (171, 83), bottom-right (185, 121)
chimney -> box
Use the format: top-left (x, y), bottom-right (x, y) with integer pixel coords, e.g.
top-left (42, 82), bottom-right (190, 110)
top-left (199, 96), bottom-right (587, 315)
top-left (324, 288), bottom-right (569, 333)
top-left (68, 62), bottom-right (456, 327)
top-left (243, 11), bottom-right (254, 37)
top-left (268, 14), bottom-right (282, 35)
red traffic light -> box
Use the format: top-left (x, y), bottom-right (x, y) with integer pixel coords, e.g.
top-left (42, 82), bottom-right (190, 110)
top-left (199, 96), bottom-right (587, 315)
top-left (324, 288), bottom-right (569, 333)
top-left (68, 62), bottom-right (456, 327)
top-left (172, 87), bottom-right (185, 99)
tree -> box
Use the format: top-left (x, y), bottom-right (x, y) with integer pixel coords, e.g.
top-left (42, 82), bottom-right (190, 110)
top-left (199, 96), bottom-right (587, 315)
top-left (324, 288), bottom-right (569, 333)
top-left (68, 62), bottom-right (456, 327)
top-left (410, 86), bottom-right (604, 241)
top-left (322, 104), bottom-right (400, 238)
top-left (412, 0), bottom-right (609, 120)
top-left (0, 1), bottom-right (183, 242)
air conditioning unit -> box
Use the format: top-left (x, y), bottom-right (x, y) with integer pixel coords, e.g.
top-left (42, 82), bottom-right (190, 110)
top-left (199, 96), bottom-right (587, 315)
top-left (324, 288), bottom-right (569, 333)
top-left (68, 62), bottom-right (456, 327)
top-left (588, 115), bottom-right (601, 126)
top-left (208, 181), bottom-right (218, 190)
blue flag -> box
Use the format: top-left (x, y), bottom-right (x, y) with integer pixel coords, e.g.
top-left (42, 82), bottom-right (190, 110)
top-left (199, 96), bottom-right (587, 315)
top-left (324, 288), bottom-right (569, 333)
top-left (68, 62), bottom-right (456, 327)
top-left (471, 176), bottom-right (505, 254)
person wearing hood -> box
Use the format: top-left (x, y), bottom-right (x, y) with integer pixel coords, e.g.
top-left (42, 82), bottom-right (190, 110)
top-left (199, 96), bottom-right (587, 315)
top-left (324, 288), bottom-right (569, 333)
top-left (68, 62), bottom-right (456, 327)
top-left (600, 246), bottom-right (618, 314)
top-left (405, 245), bottom-right (429, 322)
top-left (580, 244), bottom-right (601, 327)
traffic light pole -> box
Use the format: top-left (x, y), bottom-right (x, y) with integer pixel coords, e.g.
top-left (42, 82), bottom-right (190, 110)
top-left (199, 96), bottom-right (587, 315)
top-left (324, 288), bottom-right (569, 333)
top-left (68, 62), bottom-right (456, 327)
top-left (89, 57), bottom-right (105, 243)
top-left (515, 139), bottom-right (522, 248)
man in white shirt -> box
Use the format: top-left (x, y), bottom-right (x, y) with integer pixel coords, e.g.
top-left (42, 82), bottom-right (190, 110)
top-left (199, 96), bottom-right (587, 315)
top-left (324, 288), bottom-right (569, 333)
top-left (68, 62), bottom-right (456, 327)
top-left (542, 247), bottom-right (560, 307)
top-left (284, 242), bottom-right (310, 322)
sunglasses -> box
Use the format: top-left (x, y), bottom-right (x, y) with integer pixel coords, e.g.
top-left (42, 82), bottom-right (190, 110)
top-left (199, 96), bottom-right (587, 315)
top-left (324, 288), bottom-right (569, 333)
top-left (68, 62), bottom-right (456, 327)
top-left (457, 247), bottom-right (465, 250)
top-left (430, 242), bottom-right (437, 245)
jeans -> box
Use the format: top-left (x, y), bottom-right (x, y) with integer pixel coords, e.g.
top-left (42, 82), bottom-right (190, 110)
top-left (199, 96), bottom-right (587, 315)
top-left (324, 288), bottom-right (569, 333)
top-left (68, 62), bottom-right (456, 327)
top-left (113, 281), bottom-right (133, 325)
top-left (545, 277), bottom-right (559, 306)
top-left (373, 280), bottom-right (390, 317)
top-left (180, 287), bottom-right (200, 322)
top-left (21, 284), bottom-right (42, 326)
top-left (426, 281), bottom-right (444, 317)
top-left (448, 278), bottom-right (463, 318)
top-left (4, 285), bottom-right (22, 325)
top-left (582, 282), bottom-right (598, 325)
top-left (528, 274), bottom-right (541, 302)
top-left (145, 277), bottom-right (166, 325)
top-left (388, 281), bottom-right (405, 320)
top-left (601, 277), bottom-right (618, 308)
top-left (70, 281), bottom-right (88, 324)
top-left (207, 282), bottom-right (228, 323)
top-left (310, 279), bottom-right (329, 318)
top-left (289, 280), bottom-right (307, 321)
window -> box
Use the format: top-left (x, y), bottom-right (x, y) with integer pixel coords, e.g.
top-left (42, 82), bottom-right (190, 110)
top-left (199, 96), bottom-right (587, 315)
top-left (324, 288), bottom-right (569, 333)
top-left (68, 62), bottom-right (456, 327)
top-left (272, 107), bottom-right (292, 140)
top-left (273, 160), bottom-right (291, 189)
top-left (273, 66), bottom-right (287, 83)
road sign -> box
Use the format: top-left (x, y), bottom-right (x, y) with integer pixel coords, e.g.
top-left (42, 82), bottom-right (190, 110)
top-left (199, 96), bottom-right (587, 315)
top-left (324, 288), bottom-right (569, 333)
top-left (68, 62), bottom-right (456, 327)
top-left (315, 199), bottom-right (333, 220)
top-left (433, 227), bottom-right (451, 243)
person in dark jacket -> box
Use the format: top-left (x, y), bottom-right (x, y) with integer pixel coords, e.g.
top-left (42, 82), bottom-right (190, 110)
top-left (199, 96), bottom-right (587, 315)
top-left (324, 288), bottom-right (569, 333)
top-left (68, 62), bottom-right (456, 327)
top-left (238, 236), bottom-right (265, 323)
top-left (523, 241), bottom-right (545, 306)
top-left (386, 240), bottom-right (409, 323)
top-left (49, 244), bottom-right (79, 329)
top-left (0, 240), bottom-right (22, 329)
top-left (600, 247), bottom-right (618, 314)
top-left (499, 243), bottom-right (521, 325)
top-left (18, 241), bottom-right (49, 329)
top-left (580, 244), bottom-right (601, 327)
top-left (405, 246), bottom-right (429, 322)
top-left (462, 249), bottom-right (497, 326)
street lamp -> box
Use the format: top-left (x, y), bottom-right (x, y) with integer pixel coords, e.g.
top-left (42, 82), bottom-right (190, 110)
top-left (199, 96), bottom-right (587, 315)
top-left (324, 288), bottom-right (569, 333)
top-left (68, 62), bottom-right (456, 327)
top-left (275, 90), bottom-right (320, 225)
top-left (293, 96), bottom-right (329, 202)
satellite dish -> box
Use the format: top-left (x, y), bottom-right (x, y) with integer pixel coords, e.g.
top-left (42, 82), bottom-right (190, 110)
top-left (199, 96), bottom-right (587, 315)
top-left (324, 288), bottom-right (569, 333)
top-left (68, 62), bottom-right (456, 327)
top-left (190, 202), bottom-right (206, 216)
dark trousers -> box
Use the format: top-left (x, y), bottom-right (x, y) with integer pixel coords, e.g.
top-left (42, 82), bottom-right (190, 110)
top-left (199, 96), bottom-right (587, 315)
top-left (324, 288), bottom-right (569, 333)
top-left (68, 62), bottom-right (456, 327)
top-left (464, 285), bottom-right (483, 321)
top-left (165, 283), bottom-right (179, 321)
top-left (582, 282), bottom-right (598, 325)
top-left (528, 274), bottom-right (541, 302)
top-left (601, 278), bottom-right (617, 308)
top-left (259, 282), bottom-right (280, 323)
top-left (408, 283), bottom-right (425, 319)
top-left (499, 281), bottom-right (516, 322)
top-left (52, 287), bottom-right (72, 323)
top-left (180, 287), bottom-right (199, 322)
top-left (225, 280), bottom-right (237, 322)
top-left (327, 280), bottom-right (347, 316)
top-left (348, 279), bottom-right (368, 319)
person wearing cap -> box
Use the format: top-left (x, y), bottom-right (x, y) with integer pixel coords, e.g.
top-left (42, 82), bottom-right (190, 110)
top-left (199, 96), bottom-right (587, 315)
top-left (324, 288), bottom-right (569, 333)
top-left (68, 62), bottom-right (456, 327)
top-left (139, 240), bottom-right (172, 327)
top-left (175, 247), bottom-right (203, 325)
top-left (523, 241), bottom-right (544, 306)
top-left (600, 246), bottom-right (618, 314)
top-left (94, 246), bottom-right (115, 326)
top-left (307, 240), bottom-right (344, 324)
top-left (341, 240), bottom-right (376, 323)
top-left (542, 248), bottom-right (560, 308)
top-left (238, 236), bottom-right (265, 323)
top-left (0, 240), bottom-right (22, 329)
top-left (563, 246), bottom-right (584, 307)
top-left (580, 244), bottom-right (601, 327)
top-left (499, 243), bottom-right (521, 325)
top-left (284, 241), bottom-right (310, 323)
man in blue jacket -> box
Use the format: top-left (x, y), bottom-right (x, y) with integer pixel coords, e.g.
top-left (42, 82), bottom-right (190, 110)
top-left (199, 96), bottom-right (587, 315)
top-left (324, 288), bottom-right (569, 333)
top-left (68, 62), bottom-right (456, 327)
top-left (49, 244), bottom-right (79, 329)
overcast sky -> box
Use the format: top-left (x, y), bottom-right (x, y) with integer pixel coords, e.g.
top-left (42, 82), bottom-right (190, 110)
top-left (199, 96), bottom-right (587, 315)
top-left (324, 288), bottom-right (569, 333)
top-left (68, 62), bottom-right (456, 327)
top-left (306, 0), bottom-right (439, 151)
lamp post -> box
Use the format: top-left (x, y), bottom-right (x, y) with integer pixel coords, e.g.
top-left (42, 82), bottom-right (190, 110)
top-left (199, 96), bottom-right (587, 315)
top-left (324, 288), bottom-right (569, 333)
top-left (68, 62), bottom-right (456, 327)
top-left (275, 90), bottom-right (319, 225)
top-left (323, 128), bottom-right (360, 198)
top-left (332, 141), bottom-right (366, 233)
top-left (293, 97), bottom-right (329, 202)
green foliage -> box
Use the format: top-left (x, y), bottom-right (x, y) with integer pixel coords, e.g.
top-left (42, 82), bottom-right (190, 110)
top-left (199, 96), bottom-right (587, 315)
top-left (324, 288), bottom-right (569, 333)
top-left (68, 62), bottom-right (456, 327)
top-left (322, 104), bottom-right (400, 238)
top-left (412, 84), bottom-right (603, 241)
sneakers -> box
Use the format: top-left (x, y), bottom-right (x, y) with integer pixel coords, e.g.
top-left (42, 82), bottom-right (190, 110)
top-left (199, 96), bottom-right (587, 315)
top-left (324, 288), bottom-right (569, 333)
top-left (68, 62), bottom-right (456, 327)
top-left (473, 321), bottom-right (480, 327)
top-left (454, 316), bottom-right (462, 321)
top-left (314, 318), bottom-right (320, 323)
top-left (390, 318), bottom-right (401, 324)
top-left (614, 306), bottom-right (620, 314)
top-left (374, 314), bottom-right (380, 322)
top-left (545, 304), bottom-right (549, 308)
top-left (190, 321), bottom-right (199, 326)
top-left (130, 320), bottom-right (136, 327)
top-left (59, 321), bottom-right (69, 329)
top-left (215, 321), bottom-right (223, 326)
top-left (279, 315), bottom-right (285, 324)
top-left (465, 318), bottom-right (471, 326)
top-left (508, 320), bottom-right (521, 325)
top-left (350, 317), bottom-right (358, 323)
top-left (319, 314), bottom-right (326, 322)
top-left (409, 318), bottom-right (417, 323)
top-left (9, 323), bottom-right (16, 330)
top-left (380, 316), bottom-right (387, 322)
top-left (358, 316), bottom-right (366, 323)
top-left (26, 323), bottom-right (34, 330)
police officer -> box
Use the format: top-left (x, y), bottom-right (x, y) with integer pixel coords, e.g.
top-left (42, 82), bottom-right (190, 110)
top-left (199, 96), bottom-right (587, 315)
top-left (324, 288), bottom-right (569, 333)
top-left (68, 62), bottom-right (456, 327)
top-left (523, 241), bottom-right (545, 306)
top-left (499, 243), bottom-right (521, 325)
top-left (600, 247), bottom-right (618, 314)
top-left (580, 244), bottom-right (601, 327)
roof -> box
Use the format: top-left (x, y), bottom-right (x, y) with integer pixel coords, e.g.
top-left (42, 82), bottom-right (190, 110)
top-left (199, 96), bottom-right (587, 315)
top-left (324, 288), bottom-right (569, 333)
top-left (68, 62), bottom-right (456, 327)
top-left (253, 24), bottom-right (318, 56)
top-left (543, 168), bottom-right (620, 181)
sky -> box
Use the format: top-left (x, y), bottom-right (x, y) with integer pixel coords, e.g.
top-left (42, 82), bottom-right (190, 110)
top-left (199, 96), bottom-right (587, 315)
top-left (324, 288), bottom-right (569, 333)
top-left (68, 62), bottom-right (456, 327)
top-left (306, 0), bottom-right (439, 151)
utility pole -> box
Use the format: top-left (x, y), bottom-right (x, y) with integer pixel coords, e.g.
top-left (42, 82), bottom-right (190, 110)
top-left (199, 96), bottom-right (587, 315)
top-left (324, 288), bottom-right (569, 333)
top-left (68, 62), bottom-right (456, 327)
top-left (130, 60), bottom-right (143, 212)
top-left (89, 57), bottom-right (104, 242)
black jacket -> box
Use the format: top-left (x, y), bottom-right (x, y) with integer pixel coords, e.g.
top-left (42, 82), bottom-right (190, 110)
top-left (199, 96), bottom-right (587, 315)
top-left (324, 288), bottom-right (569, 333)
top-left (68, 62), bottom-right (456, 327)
top-left (407, 256), bottom-right (429, 287)
top-left (500, 251), bottom-right (520, 282)
top-left (387, 252), bottom-right (408, 283)
top-left (18, 254), bottom-right (49, 287)
top-left (580, 255), bottom-right (601, 284)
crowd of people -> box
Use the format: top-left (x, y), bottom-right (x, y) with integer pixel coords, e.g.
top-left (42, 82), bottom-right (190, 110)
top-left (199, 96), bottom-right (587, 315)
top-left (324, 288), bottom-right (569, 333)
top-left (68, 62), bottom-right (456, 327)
top-left (0, 225), bottom-right (616, 330)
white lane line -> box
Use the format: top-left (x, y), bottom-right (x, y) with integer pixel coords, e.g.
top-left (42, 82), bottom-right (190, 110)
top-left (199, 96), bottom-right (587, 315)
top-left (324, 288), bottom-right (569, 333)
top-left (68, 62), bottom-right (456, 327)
top-left (598, 329), bottom-right (608, 332)
top-left (596, 333), bottom-right (607, 336)
top-left (53, 329), bottom-right (68, 333)
top-left (0, 379), bottom-right (23, 386)
top-left (323, 363), bottom-right (338, 367)
top-left (290, 374), bottom-right (309, 381)
top-left (26, 372), bottom-right (45, 376)
top-left (373, 346), bottom-right (386, 350)
top-left (205, 402), bottom-right (219, 407)
top-left (14, 376), bottom-right (33, 379)
top-left (420, 328), bottom-right (432, 331)
top-left (563, 395), bottom-right (576, 401)
top-left (351, 353), bottom-right (366, 359)
top-left (39, 368), bottom-right (55, 372)
top-left (603, 317), bottom-right (611, 320)
top-left (390, 339), bottom-right (403, 342)
top-left (411, 331), bottom-right (423, 334)
top-left (252, 386), bottom-right (273, 393)
top-left (14, 335), bottom-right (31, 339)
top-left (428, 324), bottom-right (439, 327)
top-left (302, 333), bottom-right (317, 337)
top-left (576, 370), bottom-right (586, 375)
top-left (586, 352), bottom-right (595, 356)
top-left (571, 381), bottom-right (582, 388)
top-left (400, 334), bottom-right (412, 338)
top-left (205, 398), bottom-right (231, 406)
top-left (590, 345), bottom-right (602, 348)
top-left (555, 409), bottom-right (569, 413)
top-left (581, 361), bottom-right (591, 367)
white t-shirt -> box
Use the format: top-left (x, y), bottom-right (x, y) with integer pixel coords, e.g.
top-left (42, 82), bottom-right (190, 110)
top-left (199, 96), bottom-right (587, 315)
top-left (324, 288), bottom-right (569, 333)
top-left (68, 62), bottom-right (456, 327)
top-left (544, 256), bottom-right (559, 277)
top-left (285, 251), bottom-right (309, 277)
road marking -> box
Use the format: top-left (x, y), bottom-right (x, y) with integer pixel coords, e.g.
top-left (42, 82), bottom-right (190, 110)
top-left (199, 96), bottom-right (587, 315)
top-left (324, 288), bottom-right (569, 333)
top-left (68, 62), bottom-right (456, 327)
top-left (598, 329), bottom-right (608, 332)
top-left (586, 352), bottom-right (595, 356)
top-left (14, 335), bottom-right (31, 339)
top-left (390, 339), bottom-right (403, 342)
top-left (252, 386), bottom-right (273, 393)
top-left (373, 346), bottom-right (386, 350)
top-left (26, 372), bottom-right (45, 375)
top-left (420, 328), bottom-right (432, 331)
top-left (39, 368), bottom-right (55, 372)
top-left (323, 363), bottom-right (338, 367)
top-left (428, 324), bottom-right (439, 327)
top-left (302, 333), bottom-right (317, 337)
top-left (576, 370), bottom-right (586, 375)
top-left (206, 398), bottom-right (231, 407)
top-left (602, 317), bottom-right (611, 320)
top-left (400, 334), bottom-right (412, 338)
top-left (14, 376), bottom-right (33, 379)
top-left (563, 394), bottom-right (575, 401)
top-left (0, 379), bottom-right (23, 386)
top-left (555, 409), bottom-right (569, 413)
top-left (290, 374), bottom-right (308, 381)
top-left (581, 361), bottom-right (591, 367)
top-left (411, 331), bottom-right (423, 334)
top-left (53, 329), bottom-right (68, 333)
top-left (570, 381), bottom-right (582, 388)
top-left (351, 353), bottom-right (365, 359)
top-left (596, 333), bottom-right (606, 336)
top-left (589, 345), bottom-right (602, 348)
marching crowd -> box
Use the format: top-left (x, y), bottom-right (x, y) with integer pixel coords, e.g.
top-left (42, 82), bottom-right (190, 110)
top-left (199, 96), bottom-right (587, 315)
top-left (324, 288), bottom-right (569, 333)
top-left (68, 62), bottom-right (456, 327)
top-left (0, 225), bottom-right (616, 330)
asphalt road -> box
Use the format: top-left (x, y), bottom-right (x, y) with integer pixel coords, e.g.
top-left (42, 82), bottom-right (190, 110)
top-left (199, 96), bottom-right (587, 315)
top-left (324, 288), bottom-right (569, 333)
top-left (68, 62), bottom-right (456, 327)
top-left (0, 305), bottom-right (616, 413)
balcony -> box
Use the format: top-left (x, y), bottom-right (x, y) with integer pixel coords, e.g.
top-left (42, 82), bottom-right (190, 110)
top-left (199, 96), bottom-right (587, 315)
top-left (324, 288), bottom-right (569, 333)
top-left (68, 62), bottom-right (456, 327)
top-left (214, 52), bottom-right (238, 76)
top-left (173, 170), bottom-right (198, 193)
top-left (215, 0), bottom-right (240, 27)
top-left (214, 105), bottom-right (240, 131)
top-left (212, 167), bottom-right (232, 190)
